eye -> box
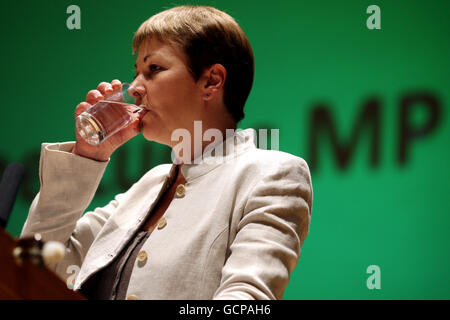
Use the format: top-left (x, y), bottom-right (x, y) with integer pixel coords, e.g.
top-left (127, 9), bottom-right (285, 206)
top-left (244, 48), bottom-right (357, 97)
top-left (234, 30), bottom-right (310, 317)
top-left (149, 64), bottom-right (162, 73)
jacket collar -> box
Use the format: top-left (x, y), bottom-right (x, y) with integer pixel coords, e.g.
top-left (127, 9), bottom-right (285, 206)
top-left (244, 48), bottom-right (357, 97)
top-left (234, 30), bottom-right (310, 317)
top-left (166, 128), bottom-right (257, 182)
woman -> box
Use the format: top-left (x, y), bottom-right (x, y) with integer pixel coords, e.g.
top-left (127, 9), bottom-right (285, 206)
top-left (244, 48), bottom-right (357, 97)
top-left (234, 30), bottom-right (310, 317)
top-left (21, 5), bottom-right (313, 300)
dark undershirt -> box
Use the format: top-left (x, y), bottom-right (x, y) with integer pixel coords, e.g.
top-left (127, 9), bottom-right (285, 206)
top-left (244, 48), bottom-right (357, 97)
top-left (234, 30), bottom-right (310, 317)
top-left (80, 230), bottom-right (151, 300)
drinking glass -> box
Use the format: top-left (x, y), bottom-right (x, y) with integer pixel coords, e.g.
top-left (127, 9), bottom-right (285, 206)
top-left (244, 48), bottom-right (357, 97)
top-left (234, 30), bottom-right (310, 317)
top-left (75, 83), bottom-right (144, 145)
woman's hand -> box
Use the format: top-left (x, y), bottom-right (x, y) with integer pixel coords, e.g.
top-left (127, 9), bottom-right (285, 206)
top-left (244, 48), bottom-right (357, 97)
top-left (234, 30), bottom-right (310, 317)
top-left (72, 80), bottom-right (144, 162)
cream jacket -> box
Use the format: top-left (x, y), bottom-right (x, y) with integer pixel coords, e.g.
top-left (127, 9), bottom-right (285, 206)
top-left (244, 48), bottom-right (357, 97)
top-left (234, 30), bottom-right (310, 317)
top-left (21, 129), bottom-right (313, 300)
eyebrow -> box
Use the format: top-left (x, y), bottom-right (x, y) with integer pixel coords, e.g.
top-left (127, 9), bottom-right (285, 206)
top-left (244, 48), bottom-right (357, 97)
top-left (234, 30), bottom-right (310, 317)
top-left (143, 53), bottom-right (153, 62)
top-left (134, 53), bottom-right (154, 68)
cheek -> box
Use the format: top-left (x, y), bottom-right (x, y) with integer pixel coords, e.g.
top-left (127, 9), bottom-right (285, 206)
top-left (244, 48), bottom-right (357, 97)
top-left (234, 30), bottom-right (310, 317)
top-left (154, 71), bottom-right (198, 102)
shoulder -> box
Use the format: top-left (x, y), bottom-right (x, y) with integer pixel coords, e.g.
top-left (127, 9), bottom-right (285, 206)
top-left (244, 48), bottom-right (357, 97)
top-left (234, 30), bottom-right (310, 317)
top-left (222, 147), bottom-right (313, 206)
top-left (235, 147), bottom-right (311, 180)
top-left (238, 148), bottom-right (313, 206)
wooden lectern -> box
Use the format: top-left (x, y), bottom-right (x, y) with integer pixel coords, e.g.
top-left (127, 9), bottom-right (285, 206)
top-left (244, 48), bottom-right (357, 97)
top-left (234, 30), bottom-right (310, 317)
top-left (0, 227), bottom-right (85, 300)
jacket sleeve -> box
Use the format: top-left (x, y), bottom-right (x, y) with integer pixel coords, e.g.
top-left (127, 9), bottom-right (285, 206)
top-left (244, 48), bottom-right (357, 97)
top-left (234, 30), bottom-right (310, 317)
top-left (213, 156), bottom-right (313, 300)
top-left (20, 142), bottom-right (115, 282)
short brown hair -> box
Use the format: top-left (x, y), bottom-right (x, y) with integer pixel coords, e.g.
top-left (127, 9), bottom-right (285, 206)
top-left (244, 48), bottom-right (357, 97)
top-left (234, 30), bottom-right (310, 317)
top-left (132, 5), bottom-right (254, 123)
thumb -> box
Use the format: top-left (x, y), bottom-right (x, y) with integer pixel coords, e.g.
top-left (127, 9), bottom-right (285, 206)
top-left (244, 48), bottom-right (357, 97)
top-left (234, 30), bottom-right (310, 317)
top-left (75, 102), bottom-right (92, 119)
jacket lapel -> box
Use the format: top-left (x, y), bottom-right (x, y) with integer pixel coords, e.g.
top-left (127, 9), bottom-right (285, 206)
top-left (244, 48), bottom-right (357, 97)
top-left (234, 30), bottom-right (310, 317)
top-left (74, 167), bottom-right (174, 289)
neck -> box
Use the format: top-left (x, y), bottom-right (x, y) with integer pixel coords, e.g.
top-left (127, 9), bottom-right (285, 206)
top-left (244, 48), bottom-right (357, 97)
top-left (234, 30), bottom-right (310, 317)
top-left (173, 118), bottom-right (237, 165)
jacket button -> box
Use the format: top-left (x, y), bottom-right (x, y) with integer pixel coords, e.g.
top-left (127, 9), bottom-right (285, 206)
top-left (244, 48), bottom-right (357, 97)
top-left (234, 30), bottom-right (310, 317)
top-left (157, 217), bottom-right (167, 229)
top-left (126, 294), bottom-right (139, 300)
top-left (175, 184), bottom-right (186, 198)
top-left (137, 250), bottom-right (148, 262)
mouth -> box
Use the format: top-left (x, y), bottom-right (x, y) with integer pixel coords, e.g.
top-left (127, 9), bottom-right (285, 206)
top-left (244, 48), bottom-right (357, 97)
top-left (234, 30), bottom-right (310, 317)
top-left (136, 108), bottom-right (149, 122)
top-left (141, 104), bottom-right (151, 111)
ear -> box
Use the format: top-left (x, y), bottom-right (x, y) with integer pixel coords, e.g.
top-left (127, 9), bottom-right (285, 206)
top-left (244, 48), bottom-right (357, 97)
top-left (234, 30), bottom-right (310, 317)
top-left (199, 64), bottom-right (227, 101)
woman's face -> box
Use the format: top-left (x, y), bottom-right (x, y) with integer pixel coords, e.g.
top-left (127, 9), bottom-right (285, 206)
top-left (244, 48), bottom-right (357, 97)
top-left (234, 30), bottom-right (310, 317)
top-left (130, 37), bottom-right (204, 146)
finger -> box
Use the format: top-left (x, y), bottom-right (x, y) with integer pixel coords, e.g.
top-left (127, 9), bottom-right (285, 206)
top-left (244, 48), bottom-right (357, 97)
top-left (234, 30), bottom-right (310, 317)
top-left (86, 90), bottom-right (104, 105)
top-left (97, 82), bottom-right (114, 96)
top-left (111, 79), bottom-right (122, 91)
top-left (75, 102), bottom-right (92, 118)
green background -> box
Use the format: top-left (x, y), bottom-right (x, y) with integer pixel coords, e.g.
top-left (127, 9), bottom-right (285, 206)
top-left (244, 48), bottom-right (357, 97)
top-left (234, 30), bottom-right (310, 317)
top-left (1, 0), bottom-right (449, 299)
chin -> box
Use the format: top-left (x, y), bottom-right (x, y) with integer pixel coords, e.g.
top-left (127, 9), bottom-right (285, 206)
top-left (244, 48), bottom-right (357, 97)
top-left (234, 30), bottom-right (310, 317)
top-left (141, 113), bottom-right (157, 139)
top-left (141, 124), bottom-right (170, 146)
top-left (142, 127), bottom-right (159, 142)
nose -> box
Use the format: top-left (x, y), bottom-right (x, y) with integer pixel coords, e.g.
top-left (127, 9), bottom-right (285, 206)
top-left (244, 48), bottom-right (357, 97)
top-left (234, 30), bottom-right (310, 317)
top-left (128, 78), bottom-right (146, 105)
